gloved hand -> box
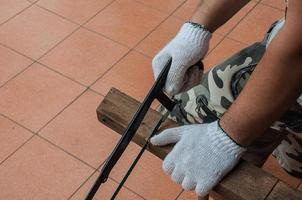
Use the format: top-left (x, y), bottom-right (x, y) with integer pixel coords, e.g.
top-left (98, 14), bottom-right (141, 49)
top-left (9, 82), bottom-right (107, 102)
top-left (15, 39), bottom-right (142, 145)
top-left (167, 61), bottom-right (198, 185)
top-left (152, 22), bottom-right (212, 95)
top-left (150, 121), bottom-right (246, 197)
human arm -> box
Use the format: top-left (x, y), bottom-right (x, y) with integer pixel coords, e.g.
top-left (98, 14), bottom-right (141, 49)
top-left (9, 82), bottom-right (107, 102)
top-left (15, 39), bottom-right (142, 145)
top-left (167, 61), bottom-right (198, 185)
top-left (220, 0), bottom-right (302, 146)
top-left (152, 0), bottom-right (251, 95)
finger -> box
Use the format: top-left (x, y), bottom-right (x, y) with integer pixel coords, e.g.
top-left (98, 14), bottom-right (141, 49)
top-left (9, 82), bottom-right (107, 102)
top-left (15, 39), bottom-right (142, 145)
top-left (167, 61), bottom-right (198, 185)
top-left (165, 58), bottom-right (186, 95)
top-left (182, 176), bottom-right (196, 191)
top-left (171, 167), bottom-right (185, 184)
top-left (195, 183), bottom-right (212, 198)
top-left (150, 127), bottom-right (183, 146)
top-left (152, 52), bottom-right (171, 79)
top-left (162, 153), bottom-right (175, 175)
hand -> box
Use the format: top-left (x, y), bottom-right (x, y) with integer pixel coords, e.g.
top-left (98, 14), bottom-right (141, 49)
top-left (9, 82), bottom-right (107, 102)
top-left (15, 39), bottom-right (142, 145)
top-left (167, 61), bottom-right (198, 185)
top-left (152, 22), bottom-right (211, 95)
top-left (150, 121), bottom-right (246, 197)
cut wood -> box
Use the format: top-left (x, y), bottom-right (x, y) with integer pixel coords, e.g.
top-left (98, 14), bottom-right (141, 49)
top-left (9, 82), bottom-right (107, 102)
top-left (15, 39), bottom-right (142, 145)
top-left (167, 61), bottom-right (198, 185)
top-left (97, 87), bottom-right (302, 200)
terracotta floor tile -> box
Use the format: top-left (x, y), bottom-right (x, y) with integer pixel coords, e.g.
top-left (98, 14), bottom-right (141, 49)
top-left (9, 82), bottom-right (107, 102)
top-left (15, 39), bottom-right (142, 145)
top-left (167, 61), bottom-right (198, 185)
top-left (261, 0), bottom-right (286, 10)
top-left (135, 0), bottom-right (185, 13)
top-left (108, 142), bottom-right (182, 200)
top-left (85, 0), bottom-right (167, 47)
top-left (136, 16), bottom-right (224, 58)
top-left (216, 1), bottom-right (256, 35)
top-left (0, 115), bottom-right (32, 163)
top-left (173, 1), bottom-right (256, 35)
top-left (203, 38), bottom-right (247, 71)
top-left (172, 0), bottom-right (199, 21)
top-left (37, 0), bottom-right (112, 24)
top-left (70, 172), bottom-right (143, 200)
top-left (0, 5), bottom-right (77, 59)
top-left (0, 136), bottom-right (93, 199)
top-left (0, 45), bottom-right (33, 86)
top-left (40, 90), bottom-right (121, 168)
top-left (0, 0), bottom-right (30, 24)
top-left (0, 63), bottom-right (85, 132)
top-left (228, 4), bottom-right (284, 45)
top-left (177, 191), bottom-right (216, 200)
top-left (91, 50), bottom-right (154, 101)
top-left (135, 16), bottom-right (183, 57)
top-left (39, 28), bottom-right (129, 86)
top-left (262, 155), bottom-right (301, 188)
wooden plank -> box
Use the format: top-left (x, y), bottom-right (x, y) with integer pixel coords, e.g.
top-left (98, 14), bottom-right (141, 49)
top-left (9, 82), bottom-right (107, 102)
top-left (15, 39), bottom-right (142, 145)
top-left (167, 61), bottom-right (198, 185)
top-left (266, 181), bottom-right (302, 200)
top-left (97, 88), bottom-right (301, 200)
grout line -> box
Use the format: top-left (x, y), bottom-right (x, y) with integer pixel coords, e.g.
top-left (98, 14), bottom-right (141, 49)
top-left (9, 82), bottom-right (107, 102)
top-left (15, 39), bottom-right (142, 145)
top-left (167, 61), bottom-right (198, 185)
top-left (264, 180), bottom-right (279, 200)
top-left (88, 88), bottom-right (106, 97)
top-left (0, 61), bottom-right (35, 89)
top-left (67, 169), bottom-right (99, 200)
top-left (108, 176), bottom-right (147, 200)
top-left (36, 134), bottom-right (97, 171)
top-left (37, 62), bottom-right (88, 88)
top-left (174, 189), bottom-right (184, 200)
top-left (87, 0), bottom-right (188, 89)
top-left (36, 88), bottom-right (88, 133)
top-left (258, 2), bottom-right (286, 11)
top-left (133, 0), bottom-right (186, 15)
top-left (0, 3), bottom-right (34, 27)
top-left (0, 134), bottom-right (35, 166)
top-left (0, 113), bottom-right (36, 135)
top-left (34, 3), bottom-right (81, 26)
top-left (206, 0), bottom-right (260, 57)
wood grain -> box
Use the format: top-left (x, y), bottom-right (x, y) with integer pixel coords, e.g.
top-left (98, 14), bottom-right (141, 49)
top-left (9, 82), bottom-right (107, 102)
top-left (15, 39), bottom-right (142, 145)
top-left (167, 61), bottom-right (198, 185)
top-left (97, 87), bottom-right (302, 200)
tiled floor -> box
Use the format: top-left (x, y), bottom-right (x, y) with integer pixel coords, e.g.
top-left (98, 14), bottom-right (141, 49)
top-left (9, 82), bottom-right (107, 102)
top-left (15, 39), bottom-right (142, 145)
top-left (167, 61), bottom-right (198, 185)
top-left (0, 0), bottom-right (300, 199)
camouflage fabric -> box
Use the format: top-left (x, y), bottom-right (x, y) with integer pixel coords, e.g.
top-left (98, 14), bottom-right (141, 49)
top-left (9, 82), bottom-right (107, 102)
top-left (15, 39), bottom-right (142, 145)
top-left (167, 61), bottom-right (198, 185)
top-left (158, 20), bottom-right (302, 178)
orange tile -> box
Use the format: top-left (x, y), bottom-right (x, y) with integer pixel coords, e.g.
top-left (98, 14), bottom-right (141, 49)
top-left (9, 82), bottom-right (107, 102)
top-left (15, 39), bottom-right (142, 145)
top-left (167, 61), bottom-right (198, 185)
top-left (91, 51), bottom-right (154, 101)
top-left (0, 5), bottom-right (77, 59)
top-left (203, 38), bottom-right (247, 71)
top-left (85, 0), bottom-right (167, 47)
top-left (216, 1), bottom-right (256, 35)
top-left (262, 155), bottom-right (301, 188)
top-left (173, 0), bottom-right (199, 21)
top-left (207, 33), bottom-right (224, 54)
top-left (39, 28), bottom-right (129, 86)
top-left (0, 63), bottom-right (85, 132)
top-left (228, 4), bottom-right (284, 45)
top-left (135, 16), bottom-right (183, 57)
top-left (37, 0), bottom-right (112, 24)
top-left (261, 0), bottom-right (286, 10)
top-left (39, 90), bottom-right (121, 168)
top-left (0, 136), bottom-right (93, 199)
top-left (108, 143), bottom-right (182, 200)
top-left (177, 191), bottom-right (196, 200)
top-left (135, 0), bottom-right (185, 13)
top-left (70, 172), bottom-right (143, 200)
top-left (0, 115), bottom-right (32, 163)
top-left (0, 0), bottom-right (30, 24)
top-left (136, 15), bottom-right (224, 58)
top-left (0, 45), bottom-right (33, 86)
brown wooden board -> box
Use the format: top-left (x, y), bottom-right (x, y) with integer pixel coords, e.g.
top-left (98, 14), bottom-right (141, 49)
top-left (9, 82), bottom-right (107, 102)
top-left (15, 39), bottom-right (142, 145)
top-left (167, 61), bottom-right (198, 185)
top-left (266, 181), bottom-right (302, 200)
top-left (97, 87), bottom-right (301, 200)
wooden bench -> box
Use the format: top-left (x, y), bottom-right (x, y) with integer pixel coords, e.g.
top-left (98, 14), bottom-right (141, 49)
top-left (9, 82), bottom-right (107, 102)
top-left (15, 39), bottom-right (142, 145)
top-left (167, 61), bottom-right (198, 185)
top-left (97, 88), bottom-right (302, 200)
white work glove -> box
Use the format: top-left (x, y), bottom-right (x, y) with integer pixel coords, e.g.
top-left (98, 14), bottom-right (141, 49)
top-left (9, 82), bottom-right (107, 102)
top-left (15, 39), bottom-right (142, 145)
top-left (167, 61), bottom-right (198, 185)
top-left (152, 22), bottom-right (212, 95)
top-left (150, 121), bottom-right (246, 197)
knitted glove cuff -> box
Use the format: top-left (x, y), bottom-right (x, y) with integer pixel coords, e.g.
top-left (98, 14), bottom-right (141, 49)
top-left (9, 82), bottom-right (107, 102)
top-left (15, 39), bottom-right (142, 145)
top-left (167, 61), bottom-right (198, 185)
top-left (176, 22), bottom-right (212, 46)
top-left (206, 121), bottom-right (247, 159)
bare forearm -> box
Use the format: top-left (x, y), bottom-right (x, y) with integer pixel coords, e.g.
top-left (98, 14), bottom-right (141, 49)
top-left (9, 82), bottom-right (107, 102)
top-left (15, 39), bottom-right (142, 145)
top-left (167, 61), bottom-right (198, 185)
top-left (220, 17), bottom-right (302, 146)
top-left (191, 0), bottom-right (250, 32)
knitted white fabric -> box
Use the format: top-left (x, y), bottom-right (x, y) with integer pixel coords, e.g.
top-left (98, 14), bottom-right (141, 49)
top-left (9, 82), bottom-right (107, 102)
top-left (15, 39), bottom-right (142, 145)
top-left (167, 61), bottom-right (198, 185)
top-left (150, 121), bottom-right (246, 197)
top-left (152, 22), bottom-right (212, 95)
